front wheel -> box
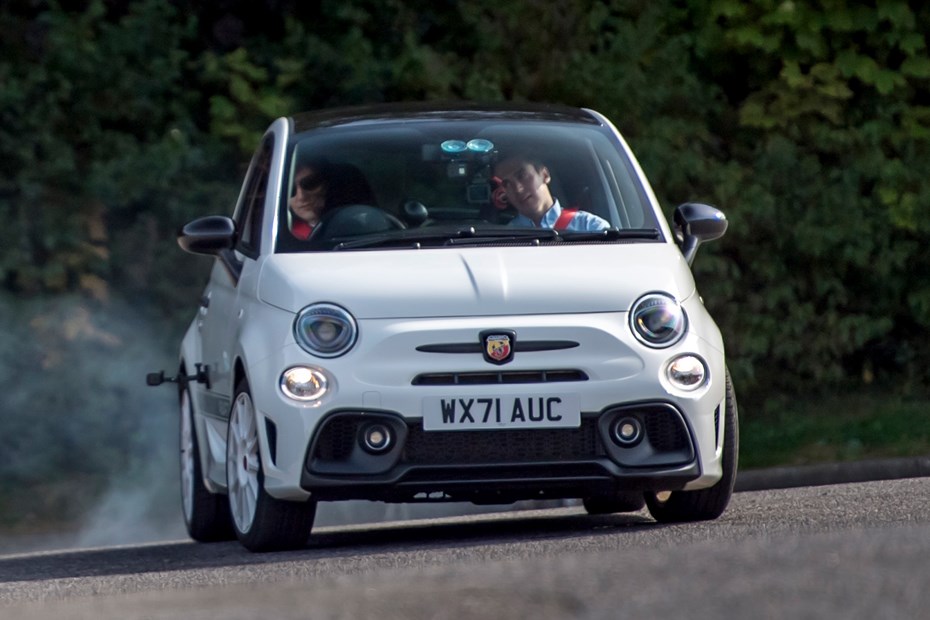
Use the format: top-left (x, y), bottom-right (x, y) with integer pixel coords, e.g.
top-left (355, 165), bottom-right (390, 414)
top-left (180, 384), bottom-right (234, 542)
top-left (227, 378), bottom-right (317, 552)
top-left (645, 368), bottom-right (739, 523)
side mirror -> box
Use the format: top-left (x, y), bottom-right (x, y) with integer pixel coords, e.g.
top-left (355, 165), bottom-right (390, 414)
top-left (673, 203), bottom-right (727, 266)
top-left (177, 215), bottom-right (237, 255)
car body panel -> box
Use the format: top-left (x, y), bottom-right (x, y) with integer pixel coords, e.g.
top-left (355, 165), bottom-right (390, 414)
top-left (257, 244), bottom-right (696, 318)
top-left (176, 103), bottom-right (732, 512)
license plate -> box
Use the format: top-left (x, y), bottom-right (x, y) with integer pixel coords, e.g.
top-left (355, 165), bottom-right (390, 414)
top-left (421, 394), bottom-right (581, 431)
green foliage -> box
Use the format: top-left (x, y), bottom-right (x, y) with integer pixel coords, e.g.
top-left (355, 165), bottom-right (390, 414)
top-left (201, 47), bottom-right (295, 152)
top-left (0, 0), bottom-right (927, 391)
top-left (741, 387), bottom-right (930, 469)
top-left (687, 0), bottom-right (930, 390)
top-left (1, 0), bottom-right (927, 390)
top-left (0, 0), bottom-right (229, 300)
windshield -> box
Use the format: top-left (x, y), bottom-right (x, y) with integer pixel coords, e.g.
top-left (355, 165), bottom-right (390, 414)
top-left (276, 119), bottom-right (662, 252)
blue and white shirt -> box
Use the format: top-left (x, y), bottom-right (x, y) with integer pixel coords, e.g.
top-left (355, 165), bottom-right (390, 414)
top-left (508, 200), bottom-right (610, 232)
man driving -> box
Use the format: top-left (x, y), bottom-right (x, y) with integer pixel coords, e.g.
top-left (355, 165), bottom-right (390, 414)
top-left (493, 153), bottom-right (610, 231)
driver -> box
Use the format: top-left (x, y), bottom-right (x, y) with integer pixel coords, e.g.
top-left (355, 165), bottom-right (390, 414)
top-left (493, 153), bottom-right (609, 232)
top-left (289, 160), bottom-right (376, 239)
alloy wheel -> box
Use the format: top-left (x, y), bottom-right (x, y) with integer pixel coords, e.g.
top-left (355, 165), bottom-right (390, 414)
top-left (227, 391), bottom-right (261, 534)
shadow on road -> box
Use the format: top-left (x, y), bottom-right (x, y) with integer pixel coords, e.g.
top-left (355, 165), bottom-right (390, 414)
top-left (0, 508), bottom-right (660, 583)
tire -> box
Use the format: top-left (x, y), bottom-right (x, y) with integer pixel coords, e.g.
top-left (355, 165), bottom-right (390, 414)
top-left (179, 384), bottom-right (235, 542)
top-left (583, 491), bottom-right (646, 515)
top-left (645, 368), bottom-right (739, 523)
top-left (227, 378), bottom-right (317, 552)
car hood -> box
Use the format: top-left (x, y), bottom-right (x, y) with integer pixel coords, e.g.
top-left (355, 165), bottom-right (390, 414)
top-left (258, 244), bottom-right (695, 319)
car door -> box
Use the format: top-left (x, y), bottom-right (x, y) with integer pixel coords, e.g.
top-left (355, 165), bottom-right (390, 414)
top-left (196, 135), bottom-right (272, 421)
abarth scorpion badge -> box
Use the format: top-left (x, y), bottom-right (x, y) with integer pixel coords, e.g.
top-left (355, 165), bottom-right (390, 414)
top-left (481, 330), bottom-right (515, 365)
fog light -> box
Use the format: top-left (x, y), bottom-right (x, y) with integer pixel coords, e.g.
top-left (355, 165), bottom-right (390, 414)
top-left (611, 416), bottom-right (643, 447)
top-left (280, 366), bottom-right (328, 401)
top-left (360, 423), bottom-right (393, 454)
top-left (666, 355), bottom-right (707, 391)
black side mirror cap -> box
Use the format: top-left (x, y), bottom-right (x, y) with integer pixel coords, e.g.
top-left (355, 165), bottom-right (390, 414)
top-left (177, 215), bottom-right (237, 255)
top-left (673, 203), bottom-right (727, 266)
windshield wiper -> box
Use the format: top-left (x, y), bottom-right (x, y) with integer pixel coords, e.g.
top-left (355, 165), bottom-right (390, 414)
top-left (560, 228), bottom-right (661, 242)
top-left (445, 228), bottom-right (560, 245)
top-left (332, 226), bottom-right (657, 250)
top-left (332, 226), bottom-right (559, 250)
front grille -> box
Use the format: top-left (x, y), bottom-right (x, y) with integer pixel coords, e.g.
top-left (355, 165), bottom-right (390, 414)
top-left (314, 416), bottom-right (358, 460)
top-left (402, 417), bottom-right (601, 465)
top-left (643, 411), bottom-right (690, 452)
top-left (412, 369), bottom-right (588, 386)
top-left (307, 403), bottom-right (694, 476)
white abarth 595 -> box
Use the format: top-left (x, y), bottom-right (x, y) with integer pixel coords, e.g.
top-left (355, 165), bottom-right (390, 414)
top-left (149, 103), bottom-right (737, 552)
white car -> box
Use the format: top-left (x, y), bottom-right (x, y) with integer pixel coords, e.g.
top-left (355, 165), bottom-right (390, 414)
top-left (150, 103), bottom-right (738, 552)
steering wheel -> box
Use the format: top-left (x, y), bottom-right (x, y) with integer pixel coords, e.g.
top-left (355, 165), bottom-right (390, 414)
top-left (310, 204), bottom-right (405, 243)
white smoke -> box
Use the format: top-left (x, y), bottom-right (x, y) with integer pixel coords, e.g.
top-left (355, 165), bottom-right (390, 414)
top-left (0, 294), bottom-right (186, 552)
top-left (0, 294), bottom-right (520, 554)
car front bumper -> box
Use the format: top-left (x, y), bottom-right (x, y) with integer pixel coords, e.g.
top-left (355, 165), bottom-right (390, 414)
top-left (244, 310), bottom-right (726, 502)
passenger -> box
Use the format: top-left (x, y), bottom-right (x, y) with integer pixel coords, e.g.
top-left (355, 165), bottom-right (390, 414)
top-left (288, 160), bottom-right (376, 239)
top-left (493, 153), bottom-right (610, 231)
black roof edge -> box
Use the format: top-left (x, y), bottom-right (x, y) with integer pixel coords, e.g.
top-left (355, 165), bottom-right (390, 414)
top-left (290, 101), bottom-right (601, 133)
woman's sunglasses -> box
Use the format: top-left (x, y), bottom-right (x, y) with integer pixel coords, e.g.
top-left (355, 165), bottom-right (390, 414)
top-left (297, 175), bottom-right (325, 192)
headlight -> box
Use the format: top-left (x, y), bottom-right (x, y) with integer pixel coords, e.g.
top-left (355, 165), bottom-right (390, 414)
top-left (280, 366), bottom-right (329, 401)
top-left (666, 355), bottom-right (707, 391)
top-left (294, 303), bottom-right (358, 358)
top-left (630, 293), bottom-right (687, 348)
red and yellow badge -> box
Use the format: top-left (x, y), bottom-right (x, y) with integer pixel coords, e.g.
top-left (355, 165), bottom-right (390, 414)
top-left (483, 333), bottom-right (513, 365)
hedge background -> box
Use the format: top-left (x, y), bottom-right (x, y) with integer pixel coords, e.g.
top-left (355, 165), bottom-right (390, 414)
top-left (1, 0), bottom-right (927, 537)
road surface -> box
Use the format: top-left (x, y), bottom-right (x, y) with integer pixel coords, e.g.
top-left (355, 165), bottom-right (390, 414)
top-left (2, 477), bottom-right (928, 619)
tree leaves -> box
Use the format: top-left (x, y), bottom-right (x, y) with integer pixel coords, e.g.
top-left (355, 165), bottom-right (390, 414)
top-left (0, 0), bottom-right (927, 396)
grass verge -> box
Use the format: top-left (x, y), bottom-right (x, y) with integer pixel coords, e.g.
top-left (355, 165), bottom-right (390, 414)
top-left (740, 388), bottom-right (930, 470)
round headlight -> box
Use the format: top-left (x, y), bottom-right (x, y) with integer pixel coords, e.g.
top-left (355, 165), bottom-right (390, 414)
top-left (666, 355), bottom-right (707, 391)
top-left (294, 303), bottom-right (358, 358)
top-left (280, 366), bottom-right (329, 401)
top-left (630, 293), bottom-right (687, 348)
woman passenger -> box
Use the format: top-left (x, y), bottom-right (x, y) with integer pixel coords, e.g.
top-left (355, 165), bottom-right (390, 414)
top-left (288, 160), bottom-right (376, 239)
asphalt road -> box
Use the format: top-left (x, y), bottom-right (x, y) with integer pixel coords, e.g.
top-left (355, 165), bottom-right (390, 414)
top-left (2, 477), bottom-right (929, 619)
